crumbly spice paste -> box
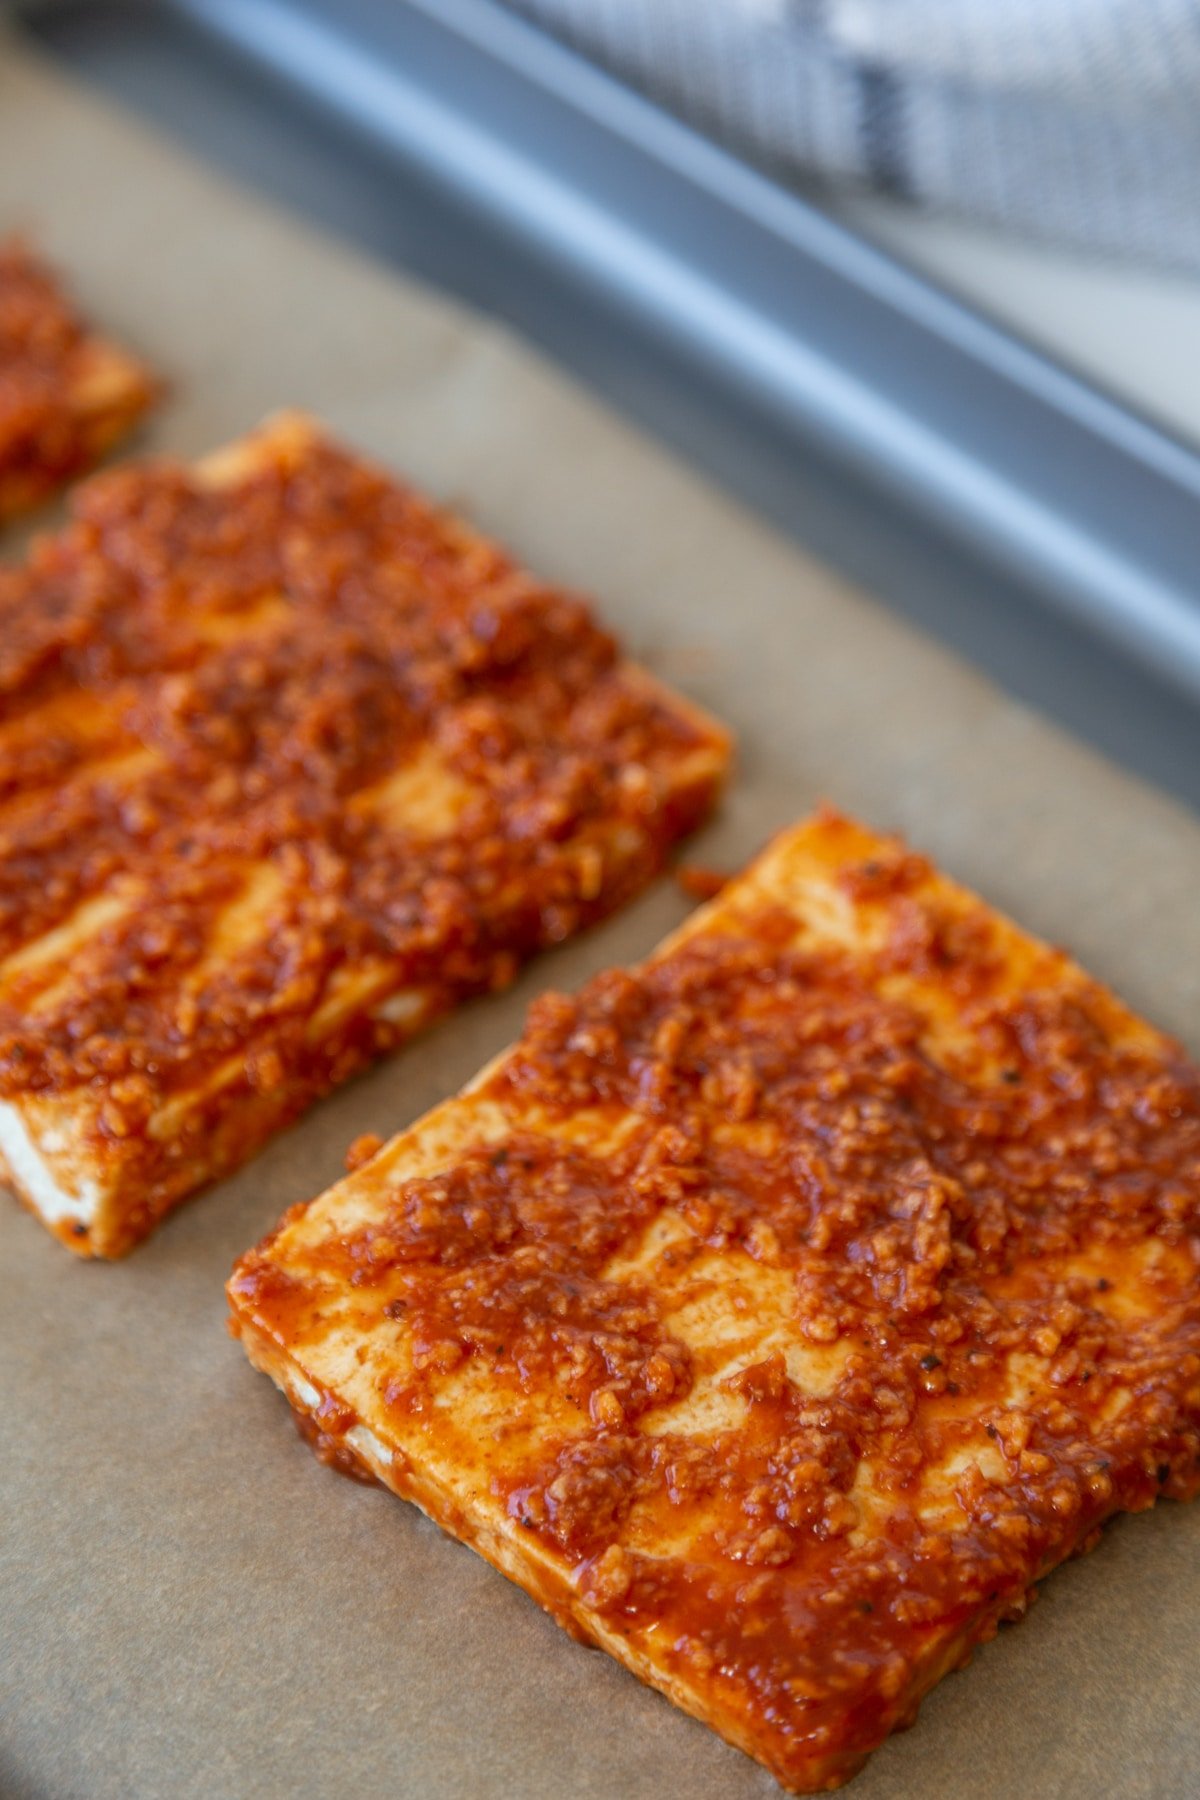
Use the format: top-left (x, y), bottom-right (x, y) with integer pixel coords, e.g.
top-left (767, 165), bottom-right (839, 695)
top-left (237, 820), bottom-right (1200, 1786)
top-left (0, 423), bottom-right (723, 1228)
top-left (0, 237), bottom-right (154, 518)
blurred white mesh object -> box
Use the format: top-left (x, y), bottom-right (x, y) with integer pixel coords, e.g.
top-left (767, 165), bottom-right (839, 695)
top-left (503, 0), bottom-right (1200, 269)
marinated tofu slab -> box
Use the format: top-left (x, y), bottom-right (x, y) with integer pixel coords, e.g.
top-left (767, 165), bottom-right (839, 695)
top-left (230, 810), bottom-right (1200, 1792)
top-left (0, 237), bottom-right (156, 522)
top-left (0, 413), bottom-right (729, 1255)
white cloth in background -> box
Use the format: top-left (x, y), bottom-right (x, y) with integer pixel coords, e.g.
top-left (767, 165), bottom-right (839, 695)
top-left (503, 0), bottom-right (1200, 269)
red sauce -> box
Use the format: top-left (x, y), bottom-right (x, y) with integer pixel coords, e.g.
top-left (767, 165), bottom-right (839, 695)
top-left (0, 237), bottom-right (154, 519)
top-left (262, 842), bottom-right (1200, 1785)
top-left (293, 1404), bottom-right (381, 1486)
top-left (0, 424), bottom-right (725, 1233)
top-left (676, 862), bottom-right (729, 902)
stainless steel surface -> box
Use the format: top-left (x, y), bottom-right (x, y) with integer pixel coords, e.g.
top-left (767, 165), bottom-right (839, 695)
top-left (15, 0), bottom-right (1200, 812)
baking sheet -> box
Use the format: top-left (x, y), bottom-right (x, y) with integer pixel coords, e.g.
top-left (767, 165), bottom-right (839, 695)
top-left (1, 32), bottom-right (1198, 1800)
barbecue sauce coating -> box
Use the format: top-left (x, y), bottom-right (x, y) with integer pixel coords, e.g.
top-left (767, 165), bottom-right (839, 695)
top-left (234, 818), bottom-right (1200, 1789)
top-left (0, 421), bottom-right (726, 1245)
top-left (0, 237), bottom-right (155, 520)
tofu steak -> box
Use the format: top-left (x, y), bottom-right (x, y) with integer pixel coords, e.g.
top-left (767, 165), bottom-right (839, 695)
top-left (229, 810), bottom-right (1200, 1790)
top-left (0, 413), bottom-right (729, 1254)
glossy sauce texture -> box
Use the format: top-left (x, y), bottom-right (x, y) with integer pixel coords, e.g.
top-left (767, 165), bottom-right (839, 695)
top-left (231, 812), bottom-right (1200, 1790)
top-left (0, 236), bottom-right (155, 522)
top-left (0, 414), bottom-right (728, 1252)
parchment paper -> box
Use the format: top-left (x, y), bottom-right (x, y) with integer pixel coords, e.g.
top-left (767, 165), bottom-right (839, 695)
top-left (1, 34), bottom-right (1198, 1800)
